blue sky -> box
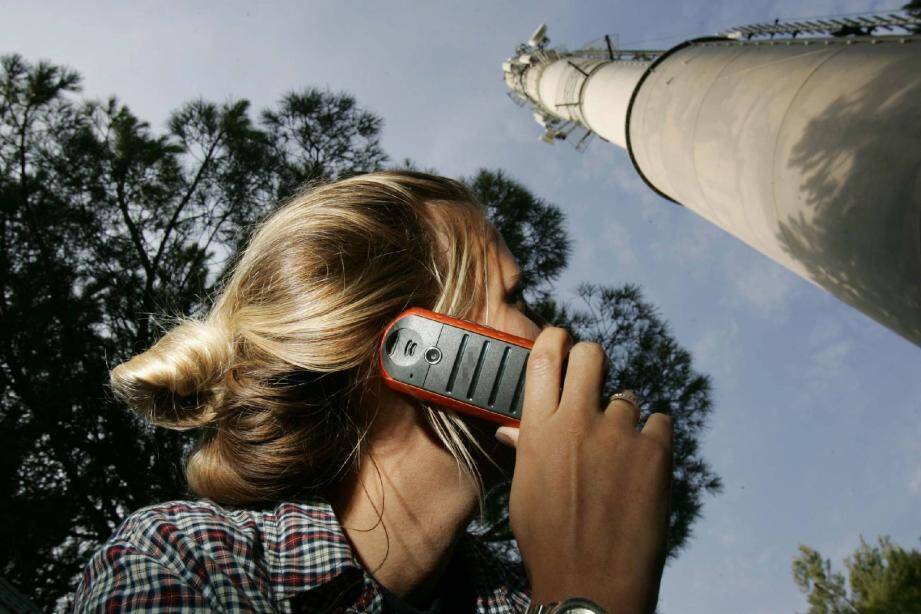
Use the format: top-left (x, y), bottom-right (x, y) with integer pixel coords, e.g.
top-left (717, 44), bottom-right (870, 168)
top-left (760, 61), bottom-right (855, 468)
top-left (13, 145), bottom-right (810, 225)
top-left (2, 1), bottom-right (918, 611)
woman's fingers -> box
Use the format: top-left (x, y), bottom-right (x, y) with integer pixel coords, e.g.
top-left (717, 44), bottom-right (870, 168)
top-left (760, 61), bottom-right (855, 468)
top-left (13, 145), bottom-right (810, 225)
top-left (606, 397), bottom-right (641, 428)
top-left (641, 413), bottom-right (674, 452)
top-left (520, 327), bottom-right (572, 428)
top-left (495, 426), bottom-right (519, 448)
top-left (559, 341), bottom-right (609, 424)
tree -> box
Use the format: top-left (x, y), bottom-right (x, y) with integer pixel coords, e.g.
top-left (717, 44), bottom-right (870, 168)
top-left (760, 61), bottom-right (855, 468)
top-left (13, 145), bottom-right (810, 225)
top-left (904, 1), bottom-right (921, 34)
top-left (0, 54), bottom-right (386, 611)
top-left (792, 535), bottom-right (921, 613)
top-left (468, 170), bottom-right (722, 564)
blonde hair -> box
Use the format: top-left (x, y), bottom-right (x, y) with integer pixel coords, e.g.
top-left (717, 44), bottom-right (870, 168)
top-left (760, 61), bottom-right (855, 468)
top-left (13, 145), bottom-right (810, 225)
top-left (110, 170), bottom-right (499, 515)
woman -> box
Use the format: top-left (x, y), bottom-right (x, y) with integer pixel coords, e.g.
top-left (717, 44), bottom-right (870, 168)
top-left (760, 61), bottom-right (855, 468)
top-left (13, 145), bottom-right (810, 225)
top-left (74, 171), bottom-right (673, 613)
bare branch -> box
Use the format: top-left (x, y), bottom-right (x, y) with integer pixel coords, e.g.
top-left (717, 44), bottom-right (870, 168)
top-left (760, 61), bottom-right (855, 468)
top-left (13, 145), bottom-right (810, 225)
top-left (151, 127), bottom-right (224, 274)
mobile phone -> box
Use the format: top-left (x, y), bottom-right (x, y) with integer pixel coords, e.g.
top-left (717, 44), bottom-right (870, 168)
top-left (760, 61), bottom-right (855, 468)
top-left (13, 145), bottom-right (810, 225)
top-left (378, 307), bottom-right (534, 427)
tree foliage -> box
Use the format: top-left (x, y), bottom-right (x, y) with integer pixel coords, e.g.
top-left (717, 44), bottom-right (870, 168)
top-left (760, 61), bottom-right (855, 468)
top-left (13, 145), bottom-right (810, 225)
top-left (792, 535), bottom-right (921, 613)
top-left (905, 1), bottom-right (921, 33)
top-left (0, 53), bottom-right (386, 611)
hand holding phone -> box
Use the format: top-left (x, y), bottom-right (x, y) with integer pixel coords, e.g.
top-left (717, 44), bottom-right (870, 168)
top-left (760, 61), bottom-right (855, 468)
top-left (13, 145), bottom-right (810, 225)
top-left (508, 326), bottom-right (673, 614)
top-left (379, 308), bottom-right (673, 613)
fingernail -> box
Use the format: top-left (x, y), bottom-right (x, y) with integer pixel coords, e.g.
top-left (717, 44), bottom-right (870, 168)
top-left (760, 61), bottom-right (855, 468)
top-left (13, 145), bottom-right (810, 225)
top-left (494, 427), bottom-right (515, 447)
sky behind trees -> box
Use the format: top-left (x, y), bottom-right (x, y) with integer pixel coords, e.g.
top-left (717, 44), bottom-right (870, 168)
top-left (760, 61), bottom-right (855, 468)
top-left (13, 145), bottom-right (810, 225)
top-left (1, 1), bottom-right (918, 612)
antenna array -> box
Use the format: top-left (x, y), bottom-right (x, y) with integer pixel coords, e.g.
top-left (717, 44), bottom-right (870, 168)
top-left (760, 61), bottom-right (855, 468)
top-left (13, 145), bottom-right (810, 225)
top-left (722, 10), bottom-right (921, 40)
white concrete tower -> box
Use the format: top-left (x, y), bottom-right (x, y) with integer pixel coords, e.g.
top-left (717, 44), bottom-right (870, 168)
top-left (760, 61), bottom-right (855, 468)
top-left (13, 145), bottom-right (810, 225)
top-left (504, 16), bottom-right (921, 347)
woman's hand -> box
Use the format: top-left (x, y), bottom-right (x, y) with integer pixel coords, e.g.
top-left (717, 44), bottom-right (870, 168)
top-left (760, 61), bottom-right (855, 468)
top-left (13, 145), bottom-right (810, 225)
top-left (495, 327), bottom-right (673, 614)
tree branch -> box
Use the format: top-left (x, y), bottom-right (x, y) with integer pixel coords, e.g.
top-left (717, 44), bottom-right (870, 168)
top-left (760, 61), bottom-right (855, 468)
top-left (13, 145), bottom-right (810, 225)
top-left (151, 128), bottom-right (224, 274)
top-left (115, 179), bottom-right (155, 280)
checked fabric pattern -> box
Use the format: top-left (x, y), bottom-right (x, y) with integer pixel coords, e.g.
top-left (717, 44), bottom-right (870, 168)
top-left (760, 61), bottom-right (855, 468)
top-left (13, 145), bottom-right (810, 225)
top-left (73, 498), bottom-right (531, 613)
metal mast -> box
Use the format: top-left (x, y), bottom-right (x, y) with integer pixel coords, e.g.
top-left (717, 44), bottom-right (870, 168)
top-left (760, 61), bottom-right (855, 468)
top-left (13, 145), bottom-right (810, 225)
top-left (503, 14), bottom-right (921, 347)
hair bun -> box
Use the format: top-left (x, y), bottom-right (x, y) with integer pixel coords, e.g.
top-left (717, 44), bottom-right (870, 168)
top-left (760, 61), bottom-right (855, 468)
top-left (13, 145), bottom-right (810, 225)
top-left (110, 319), bottom-right (234, 430)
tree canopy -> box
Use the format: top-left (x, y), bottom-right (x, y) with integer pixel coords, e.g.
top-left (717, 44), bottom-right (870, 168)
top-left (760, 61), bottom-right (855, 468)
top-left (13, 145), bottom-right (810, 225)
top-left (793, 535), bottom-right (921, 613)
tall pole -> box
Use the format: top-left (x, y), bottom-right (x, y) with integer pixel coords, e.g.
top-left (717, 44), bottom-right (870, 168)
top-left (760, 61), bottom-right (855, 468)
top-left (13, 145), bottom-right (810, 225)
top-left (504, 18), bottom-right (921, 347)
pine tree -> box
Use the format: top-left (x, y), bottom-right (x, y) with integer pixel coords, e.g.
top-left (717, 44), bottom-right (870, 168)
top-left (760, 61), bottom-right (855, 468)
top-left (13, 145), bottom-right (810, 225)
top-left (793, 535), bottom-right (921, 613)
top-left (0, 54), bottom-right (386, 611)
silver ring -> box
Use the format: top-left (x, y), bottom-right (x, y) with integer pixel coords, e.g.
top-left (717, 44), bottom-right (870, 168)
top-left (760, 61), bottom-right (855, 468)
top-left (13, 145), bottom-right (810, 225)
top-left (608, 389), bottom-right (640, 409)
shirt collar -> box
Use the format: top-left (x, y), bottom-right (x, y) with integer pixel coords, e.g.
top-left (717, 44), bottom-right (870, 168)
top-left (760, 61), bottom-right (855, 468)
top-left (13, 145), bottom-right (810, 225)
top-left (260, 498), bottom-right (371, 602)
top-left (260, 497), bottom-right (529, 611)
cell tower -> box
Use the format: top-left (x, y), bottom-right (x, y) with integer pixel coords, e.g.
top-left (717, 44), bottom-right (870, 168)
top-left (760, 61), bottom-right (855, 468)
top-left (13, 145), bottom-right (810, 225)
top-left (503, 13), bottom-right (921, 347)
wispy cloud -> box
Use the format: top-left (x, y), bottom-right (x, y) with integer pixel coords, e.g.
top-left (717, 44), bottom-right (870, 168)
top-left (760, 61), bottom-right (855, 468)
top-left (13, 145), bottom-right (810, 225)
top-left (693, 318), bottom-right (742, 385)
top-left (724, 245), bottom-right (799, 319)
top-left (908, 468), bottom-right (921, 496)
top-left (786, 316), bottom-right (860, 412)
top-left (647, 214), bottom-right (728, 291)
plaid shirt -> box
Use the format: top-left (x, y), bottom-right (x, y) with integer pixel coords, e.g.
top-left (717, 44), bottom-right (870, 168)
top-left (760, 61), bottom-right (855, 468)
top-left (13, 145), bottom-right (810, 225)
top-left (73, 498), bottom-right (531, 613)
